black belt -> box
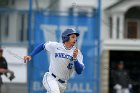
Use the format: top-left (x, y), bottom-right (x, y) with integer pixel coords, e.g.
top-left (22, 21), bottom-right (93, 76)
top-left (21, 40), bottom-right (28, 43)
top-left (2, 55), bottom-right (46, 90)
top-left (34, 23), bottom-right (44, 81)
top-left (51, 73), bottom-right (65, 83)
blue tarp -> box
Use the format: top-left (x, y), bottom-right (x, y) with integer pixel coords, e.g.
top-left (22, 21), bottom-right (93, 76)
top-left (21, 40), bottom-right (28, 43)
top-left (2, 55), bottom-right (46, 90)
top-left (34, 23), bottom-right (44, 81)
top-left (28, 12), bottom-right (99, 93)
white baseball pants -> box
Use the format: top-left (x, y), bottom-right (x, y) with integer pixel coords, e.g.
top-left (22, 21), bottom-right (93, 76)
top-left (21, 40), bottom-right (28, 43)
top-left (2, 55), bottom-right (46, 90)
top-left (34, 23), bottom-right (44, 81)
top-left (42, 72), bottom-right (67, 93)
top-left (116, 88), bottom-right (130, 93)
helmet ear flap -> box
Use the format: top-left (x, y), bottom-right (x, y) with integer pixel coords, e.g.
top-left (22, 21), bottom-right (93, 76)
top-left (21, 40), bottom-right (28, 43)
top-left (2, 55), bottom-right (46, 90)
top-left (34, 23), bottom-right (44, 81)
top-left (62, 36), bottom-right (69, 43)
top-left (66, 36), bottom-right (69, 42)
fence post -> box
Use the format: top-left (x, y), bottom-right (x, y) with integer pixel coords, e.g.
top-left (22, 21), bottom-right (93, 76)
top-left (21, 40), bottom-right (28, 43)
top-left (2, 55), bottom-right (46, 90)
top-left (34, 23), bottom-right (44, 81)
top-left (28, 0), bottom-right (33, 93)
top-left (97, 0), bottom-right (101, 93)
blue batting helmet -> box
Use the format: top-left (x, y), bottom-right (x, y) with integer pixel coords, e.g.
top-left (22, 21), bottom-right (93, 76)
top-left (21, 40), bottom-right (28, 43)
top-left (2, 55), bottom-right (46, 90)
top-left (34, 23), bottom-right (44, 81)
top-left (62, 28), bottom-right (79, 43)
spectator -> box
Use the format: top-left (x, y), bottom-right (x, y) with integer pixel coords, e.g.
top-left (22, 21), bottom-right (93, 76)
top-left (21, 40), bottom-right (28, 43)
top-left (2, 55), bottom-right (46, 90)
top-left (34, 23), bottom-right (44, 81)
top-left (0, 48), bottom-right (15, 93)
top-left (111, 61), bottom-right (132, 93)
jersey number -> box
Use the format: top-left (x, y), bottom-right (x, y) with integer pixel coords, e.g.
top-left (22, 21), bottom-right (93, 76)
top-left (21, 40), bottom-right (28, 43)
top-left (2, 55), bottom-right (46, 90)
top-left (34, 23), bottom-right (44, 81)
top-left (67, 63), bottom-right (73, 69)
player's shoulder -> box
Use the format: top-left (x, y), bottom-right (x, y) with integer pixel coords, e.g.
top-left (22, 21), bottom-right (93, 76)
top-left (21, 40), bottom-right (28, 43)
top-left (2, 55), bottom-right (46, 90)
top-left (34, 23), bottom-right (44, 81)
top-left (1, 57), bottom-right (6, 60)
top-left (45, 41), bottom-right (59, 45)
top-left (44, 41), bottom-right (62, 47)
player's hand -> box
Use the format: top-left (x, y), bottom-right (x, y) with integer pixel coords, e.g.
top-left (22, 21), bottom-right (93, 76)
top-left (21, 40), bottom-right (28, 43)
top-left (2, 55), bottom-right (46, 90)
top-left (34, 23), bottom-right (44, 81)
top-left (73, 47), bottom-right (78, 59)
top-left (23, 56), bottom-right (31, 63)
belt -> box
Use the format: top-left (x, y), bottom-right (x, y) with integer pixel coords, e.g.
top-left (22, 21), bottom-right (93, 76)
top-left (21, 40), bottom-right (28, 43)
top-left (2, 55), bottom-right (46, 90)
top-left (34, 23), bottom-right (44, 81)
top-left (51, 73), bottom-right (65, 83)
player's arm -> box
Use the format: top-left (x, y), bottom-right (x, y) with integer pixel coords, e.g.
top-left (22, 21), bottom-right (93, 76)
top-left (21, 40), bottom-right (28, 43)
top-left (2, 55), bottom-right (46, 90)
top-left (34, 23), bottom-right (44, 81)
top-left (73, 48), bottom-right (85, 74)
top-left (24, 43), bottom-right (45, 62)
top-left (73, 59), bottom-right (84, 74)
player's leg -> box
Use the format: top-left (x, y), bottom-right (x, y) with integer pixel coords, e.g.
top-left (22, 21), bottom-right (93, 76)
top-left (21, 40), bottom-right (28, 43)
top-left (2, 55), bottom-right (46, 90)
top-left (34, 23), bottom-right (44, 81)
top-left (116, 89), bottom-right (122, 93)
top-left (0, 84), bottom-right (1, 93)
top-left (58, 82), bottom-right (67, 93)
top-left (122, 88), bottom-right (130, 93)
top-left (42, 72), bottom-right (60, 93)
top-left (0, 76), bottom-right (2, 93)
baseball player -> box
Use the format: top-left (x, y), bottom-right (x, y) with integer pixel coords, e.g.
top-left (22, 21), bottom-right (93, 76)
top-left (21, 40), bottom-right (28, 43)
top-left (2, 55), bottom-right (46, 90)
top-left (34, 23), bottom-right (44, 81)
top-left (24, 28), bottom-right (85, 93)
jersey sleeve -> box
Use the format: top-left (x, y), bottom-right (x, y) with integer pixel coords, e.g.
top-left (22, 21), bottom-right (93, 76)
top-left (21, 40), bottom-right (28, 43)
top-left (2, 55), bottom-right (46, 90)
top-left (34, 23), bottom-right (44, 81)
top-left (44, 41), bottom-right (58, 52)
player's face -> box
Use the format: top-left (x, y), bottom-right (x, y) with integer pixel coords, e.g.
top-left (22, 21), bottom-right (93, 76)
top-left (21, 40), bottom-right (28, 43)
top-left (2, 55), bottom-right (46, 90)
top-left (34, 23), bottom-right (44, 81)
top-left (118, 64), bottom-right (124, 70)
top-left (68, 34), bottom-right (77, 46)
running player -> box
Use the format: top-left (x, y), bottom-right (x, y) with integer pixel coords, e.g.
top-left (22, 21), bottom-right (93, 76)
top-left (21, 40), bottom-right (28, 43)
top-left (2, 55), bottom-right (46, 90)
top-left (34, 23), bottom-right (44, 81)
top-left (24, 28), bottom-right (85, 93)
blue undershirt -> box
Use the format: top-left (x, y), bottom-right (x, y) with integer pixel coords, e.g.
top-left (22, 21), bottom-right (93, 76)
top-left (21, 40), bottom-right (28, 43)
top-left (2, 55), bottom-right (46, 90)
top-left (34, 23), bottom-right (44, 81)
top-left (74, 60), bottom-right (84, 74)
top-left (30, 43), bottom-right (45, 57)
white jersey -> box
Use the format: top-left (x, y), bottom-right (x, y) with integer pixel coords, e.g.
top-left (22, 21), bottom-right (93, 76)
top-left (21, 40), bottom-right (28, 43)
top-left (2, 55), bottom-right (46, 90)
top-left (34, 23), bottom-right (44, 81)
top-left (44, 41), bottom-right (84, 81)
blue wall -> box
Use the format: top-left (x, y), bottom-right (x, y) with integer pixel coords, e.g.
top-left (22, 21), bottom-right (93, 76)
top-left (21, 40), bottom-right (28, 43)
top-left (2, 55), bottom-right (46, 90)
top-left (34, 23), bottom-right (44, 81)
top-left (28, 12), bottom-right (100, 93)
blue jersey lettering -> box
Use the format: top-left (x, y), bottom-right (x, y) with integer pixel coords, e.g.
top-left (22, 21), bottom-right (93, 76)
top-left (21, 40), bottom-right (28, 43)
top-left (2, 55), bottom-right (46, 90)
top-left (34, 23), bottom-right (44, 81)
top-left (55, 53), bottom-right (73, 60)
